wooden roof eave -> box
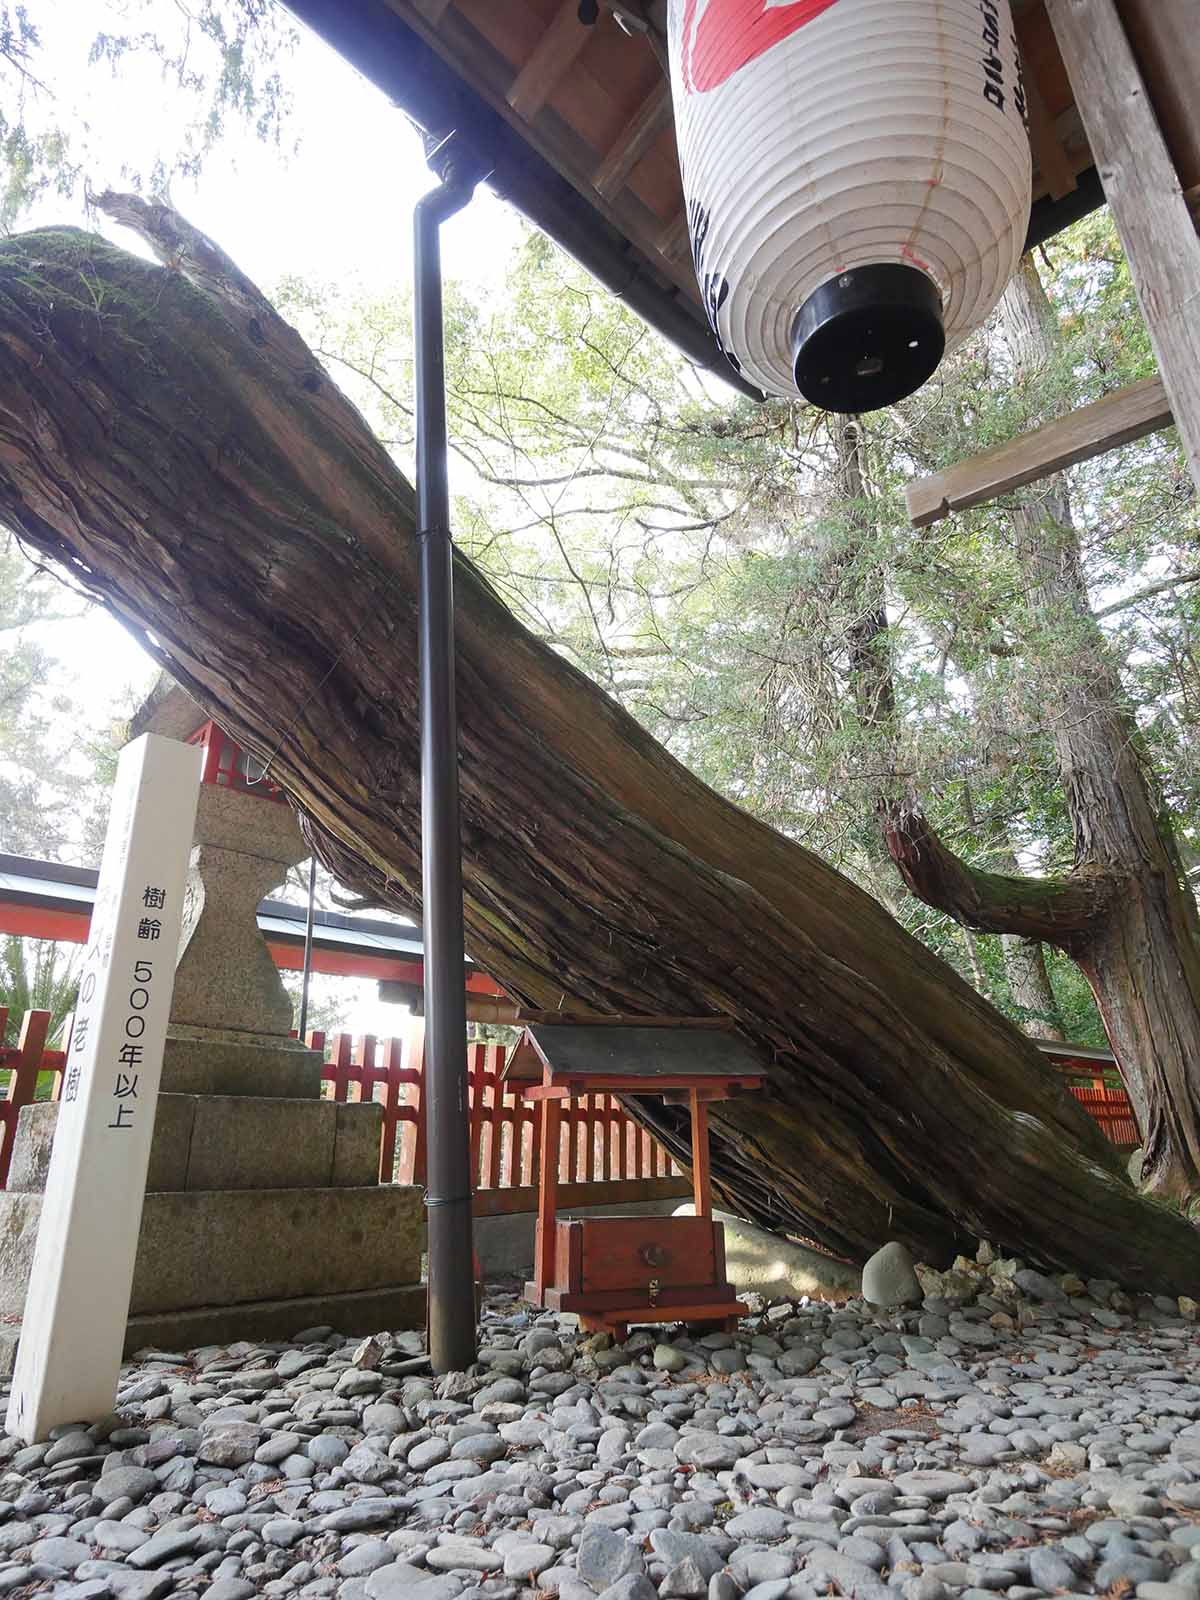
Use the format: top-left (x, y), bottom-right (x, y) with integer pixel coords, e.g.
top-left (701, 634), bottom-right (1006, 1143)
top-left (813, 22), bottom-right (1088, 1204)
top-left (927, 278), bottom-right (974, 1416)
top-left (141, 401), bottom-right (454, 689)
top-left (282, 0), bottom-right (764, 400)
top-left (282, 0), bottom-right (1157, 405)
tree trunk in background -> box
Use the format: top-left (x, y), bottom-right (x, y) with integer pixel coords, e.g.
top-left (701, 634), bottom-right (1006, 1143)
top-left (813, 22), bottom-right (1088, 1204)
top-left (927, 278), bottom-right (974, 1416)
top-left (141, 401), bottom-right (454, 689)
top-left (886, 259), bottom-right (1200, 1201)
top-left (834, 424), bottom-right (1067, 1038)
top-left (1, 202), bottom-right (1198, 1287)
top-left (991, 834), bottom-right (1066, 1041)
top-left (1002, 932), bottom-right (1066, 1041)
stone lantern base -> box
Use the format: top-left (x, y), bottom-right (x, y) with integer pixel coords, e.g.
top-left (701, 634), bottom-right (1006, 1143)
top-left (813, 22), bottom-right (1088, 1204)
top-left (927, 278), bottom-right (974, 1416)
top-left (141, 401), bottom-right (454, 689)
top-left (0, 773), bottom-right (426, 1371)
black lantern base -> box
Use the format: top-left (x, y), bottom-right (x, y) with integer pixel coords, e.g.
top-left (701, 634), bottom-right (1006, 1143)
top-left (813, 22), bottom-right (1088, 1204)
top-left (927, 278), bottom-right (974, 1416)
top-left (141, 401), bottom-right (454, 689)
top-left (791, 264), bottom-right (945, 413)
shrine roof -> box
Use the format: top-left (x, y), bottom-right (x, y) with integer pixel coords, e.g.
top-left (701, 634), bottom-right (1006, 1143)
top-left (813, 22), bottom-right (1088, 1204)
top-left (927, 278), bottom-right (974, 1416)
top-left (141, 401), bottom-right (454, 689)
top-left (505, 1020), bottom-right (765, 1086)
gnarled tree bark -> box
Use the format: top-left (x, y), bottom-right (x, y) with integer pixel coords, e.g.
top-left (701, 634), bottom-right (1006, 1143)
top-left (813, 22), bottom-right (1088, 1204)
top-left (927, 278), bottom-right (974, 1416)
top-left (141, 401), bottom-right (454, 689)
top-left (0, 200), bottom-right (1197, 1288)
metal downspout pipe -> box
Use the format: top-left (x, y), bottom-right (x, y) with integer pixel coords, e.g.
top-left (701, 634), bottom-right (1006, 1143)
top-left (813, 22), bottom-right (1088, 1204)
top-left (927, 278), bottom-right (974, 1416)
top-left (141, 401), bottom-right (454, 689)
top-left (414, 146), bottom-right (483, 1375)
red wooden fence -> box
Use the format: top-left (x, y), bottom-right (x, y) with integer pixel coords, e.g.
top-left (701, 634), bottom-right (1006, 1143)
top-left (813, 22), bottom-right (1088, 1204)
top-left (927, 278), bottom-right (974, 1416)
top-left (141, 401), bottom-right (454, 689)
top-left (1051, 1064), bottom-right (1140, 1150)
top-left (0, 1010), bottom-right (1144, 1193)
top-left (0, 1008), bottom-right (67, 1186)
top-left (310, 1026), bottom-right (689, 1214)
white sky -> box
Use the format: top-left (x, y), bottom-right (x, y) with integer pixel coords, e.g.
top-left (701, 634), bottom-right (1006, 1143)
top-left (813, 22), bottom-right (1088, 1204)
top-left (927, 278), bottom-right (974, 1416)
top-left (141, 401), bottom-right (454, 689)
top-left (25, 0), bottom-right (524, 727)
top-left (15, 1), bottom-right (529, 1034)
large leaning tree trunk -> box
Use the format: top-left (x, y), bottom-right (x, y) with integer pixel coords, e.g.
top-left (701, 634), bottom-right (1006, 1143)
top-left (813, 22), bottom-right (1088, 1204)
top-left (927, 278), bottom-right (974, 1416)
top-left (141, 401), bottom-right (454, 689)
top-left (883, 259), bottom-right (1200, 1204)
top-left (1, 200), bottom-right (1197, 1292)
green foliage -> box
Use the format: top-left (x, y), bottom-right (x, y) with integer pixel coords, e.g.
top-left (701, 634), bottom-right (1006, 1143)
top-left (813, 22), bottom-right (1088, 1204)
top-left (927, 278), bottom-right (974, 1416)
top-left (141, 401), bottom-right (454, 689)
top-left (280, 207), bottom-right (1198, 1051)
top-left (2, 1), bottom-right (296, 230)
top-left (0, 934), bottom-right (78, 1048)
top-left (0, 533), bottom-right (113, 860)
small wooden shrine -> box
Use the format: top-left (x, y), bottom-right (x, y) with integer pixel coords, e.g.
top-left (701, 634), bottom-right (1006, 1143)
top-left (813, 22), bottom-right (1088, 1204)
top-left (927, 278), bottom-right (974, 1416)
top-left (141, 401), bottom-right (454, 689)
top-left (505, 1016), bottom-right (764, 1341)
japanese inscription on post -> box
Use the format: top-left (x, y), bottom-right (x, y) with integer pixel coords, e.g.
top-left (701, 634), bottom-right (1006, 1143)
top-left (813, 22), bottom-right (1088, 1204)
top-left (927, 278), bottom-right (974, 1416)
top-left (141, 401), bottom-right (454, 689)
top-left (7, 735), bottom-right (201, 1443)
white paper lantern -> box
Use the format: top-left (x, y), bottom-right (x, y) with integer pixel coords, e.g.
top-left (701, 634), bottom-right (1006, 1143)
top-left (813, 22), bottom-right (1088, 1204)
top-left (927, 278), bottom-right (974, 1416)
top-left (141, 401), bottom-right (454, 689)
top-left (667, 0), bottom-right (1033, 411)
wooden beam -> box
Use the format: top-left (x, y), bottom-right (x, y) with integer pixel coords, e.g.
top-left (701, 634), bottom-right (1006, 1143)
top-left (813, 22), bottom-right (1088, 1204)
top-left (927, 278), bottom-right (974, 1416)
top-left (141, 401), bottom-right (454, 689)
top-left (473, 1174), bottom-right (691, 1217)
top-left (1046, 0), bottom-right (1200, 496)
top-left (905, 376), bottom-right (1172, 528)
top-left (689, 1089), bottom-right (712, 1219)
top-left (658, 209), bottom-right (691, 265)
top-left (410, 0), bottom-right (455, 22)
top-left (593, 80), bottom-right (672, 199)
top-left (1024, 68), bottom-right (1077, 201)
top-left (507, 0), bottom-right (592, 122)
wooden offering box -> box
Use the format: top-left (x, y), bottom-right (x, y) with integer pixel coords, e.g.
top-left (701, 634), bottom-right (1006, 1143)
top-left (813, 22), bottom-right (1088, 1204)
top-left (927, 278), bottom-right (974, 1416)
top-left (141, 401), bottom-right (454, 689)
top-left (505, 1017), bottom-right (764, 1341)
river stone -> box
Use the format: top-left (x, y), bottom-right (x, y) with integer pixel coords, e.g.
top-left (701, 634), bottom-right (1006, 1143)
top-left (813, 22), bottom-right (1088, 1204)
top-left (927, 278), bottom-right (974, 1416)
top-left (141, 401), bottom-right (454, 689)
top-left (410, 1436), bottom-right (452, 1471)
top-left (595, 1579), bottom-right (657, 1600)
top-left (426, 1543), bottom-right (503, 1573)
top-left (197, 1420), bottom-right (262, 1466)
top-left (31, 1537), bottom-right (91, 1572)
top-left (661, 1558), bottom-right (709, 1599)
top-left (892, 1471), bottom-right (973, 1500)
top-left (649, 1532), bottom-right (725, 1582)
top-left (654, 1346), bottom-right (689, 1373)
top-left (126, 1528), bottom-right (202, 1568)
top-left (366, 1564), bottom-right (462, 1600)
top-left (577, 1525), bottom-right (645, 1591)
top-left (726, 1508), bottom-right (788, 1540)
top-left (92, 1520), bottom-right (151, 1554)
top-left (862, 1242), bottom-right (923, 1308)
top-left (97, 1465), bottom-right (160, 1502)
top-left (503, 1544), bottom-right (557, 1578)
top-left (674, 1432), bottom-right (740, 1470)
top-left (43, 1431), bottom-right (96, 1466)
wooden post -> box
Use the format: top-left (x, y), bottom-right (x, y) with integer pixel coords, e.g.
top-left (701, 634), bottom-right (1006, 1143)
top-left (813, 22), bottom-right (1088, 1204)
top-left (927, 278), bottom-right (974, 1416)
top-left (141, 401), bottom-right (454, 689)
top-left (0, 1010), bottom-right (50, 1188)
top-left (1046, 0), bottom-right (1200, 495)
top-left (689, 1088), bottom-right (712, 1219)
top-left (7, 735), bottom-right (200, 1442)
top-left (533, 1089), bottom-right (561, 1302)
top-left (379, 1035), bottom-right (404, 1184)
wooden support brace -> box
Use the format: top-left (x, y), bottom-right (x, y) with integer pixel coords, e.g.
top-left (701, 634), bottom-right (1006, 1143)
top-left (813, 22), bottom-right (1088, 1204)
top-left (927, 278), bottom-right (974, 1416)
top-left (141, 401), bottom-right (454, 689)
top-left (410, 0), bottom-right (456, 22)
top-left (1046, 0), bottom-right (1200, 497)
top-left (508, 0), bottom-right (593, 121)
top-left (905, 376), bottom-right (1173, 528)
top-left (533, 1091), bottom-right (560, 1301)
top-left (1023, 70), bottom-right (1078, 202)
top-left (593, 81), bottom-right (672, 199)
top-left (657, 210), bottom-right (691, 265)
top-left (689, 1087), bottom-right (711, 1219)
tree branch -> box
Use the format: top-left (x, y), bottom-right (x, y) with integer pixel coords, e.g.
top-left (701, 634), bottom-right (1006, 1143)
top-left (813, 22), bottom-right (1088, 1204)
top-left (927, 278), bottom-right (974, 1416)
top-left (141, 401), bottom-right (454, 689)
top-left (881, 799), bottom-right (1116, 944)
top-left (1095, 568), bottom-right (1200, 620)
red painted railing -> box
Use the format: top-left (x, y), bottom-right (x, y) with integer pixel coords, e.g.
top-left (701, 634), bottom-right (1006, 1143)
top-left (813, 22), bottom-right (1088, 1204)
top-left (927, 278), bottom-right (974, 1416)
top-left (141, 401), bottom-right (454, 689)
top-left (0, 1008), bottom-right (67, 1186)
top-left (1052, 1064), bottom-right (1140, 1151)
top-left (309, 1027), bottom-right (687, 1214)
top-left (187, 720), bottom-right (286, 803)
top-left (0, 1010), bottom-right (1144, 1193)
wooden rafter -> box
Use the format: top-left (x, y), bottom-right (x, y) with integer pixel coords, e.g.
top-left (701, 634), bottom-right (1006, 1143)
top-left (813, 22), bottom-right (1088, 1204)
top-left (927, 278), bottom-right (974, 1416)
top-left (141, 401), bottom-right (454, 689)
top-left (1046, 0), bottom-right (1200, 496)
top-left (905, 376), bottom-right (1173, 528)
top-left (410, 0), bottom-right (454, 22)
top-left (657, 209), bottom-right (690, 265)
top-left (507, 0), bottom-right (593, 121)
top-left (1023, 69), bottom-right (1077, 201)
top-left (592, 80), bottom-right (672, 199)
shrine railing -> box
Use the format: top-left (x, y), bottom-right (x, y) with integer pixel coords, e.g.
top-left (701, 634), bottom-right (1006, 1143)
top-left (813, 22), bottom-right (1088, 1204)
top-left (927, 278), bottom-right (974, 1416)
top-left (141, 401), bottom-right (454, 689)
top-left (1049, 1063), bottom-right (1140, 1151)
top-left (0, 1009), bottom-right (1144, 1193)
top-left (309, 1027), bottom-right (690, 1215)
top-left (0, 1009), bottom-right (66, 1187)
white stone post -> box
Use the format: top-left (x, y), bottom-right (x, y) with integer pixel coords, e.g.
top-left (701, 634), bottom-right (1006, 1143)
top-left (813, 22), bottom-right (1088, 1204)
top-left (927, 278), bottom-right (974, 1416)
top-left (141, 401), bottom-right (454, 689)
top-left (7, 735), bottom-right (201, 1441)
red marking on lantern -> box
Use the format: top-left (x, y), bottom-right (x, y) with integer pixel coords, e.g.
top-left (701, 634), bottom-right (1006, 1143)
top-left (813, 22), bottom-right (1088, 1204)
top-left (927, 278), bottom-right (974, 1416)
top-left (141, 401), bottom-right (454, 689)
top-left (680, 0), bottom-right (843, 94)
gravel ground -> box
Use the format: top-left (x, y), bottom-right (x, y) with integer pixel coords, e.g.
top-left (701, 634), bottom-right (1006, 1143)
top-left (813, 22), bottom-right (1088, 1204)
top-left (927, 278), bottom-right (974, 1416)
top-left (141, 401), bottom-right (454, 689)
top-left (2, 1247), bottom-right (1199, 1600)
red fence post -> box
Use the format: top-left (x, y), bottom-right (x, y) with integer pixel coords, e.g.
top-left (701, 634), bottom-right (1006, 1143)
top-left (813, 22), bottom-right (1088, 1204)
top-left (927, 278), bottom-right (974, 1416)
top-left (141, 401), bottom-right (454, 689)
top-left (379, 1036), bottom-right (404, 1184)
top-left (0, 1009), bottom-right (51, 1188)
top-left (410, 1022), bottom-right (428, 1188)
